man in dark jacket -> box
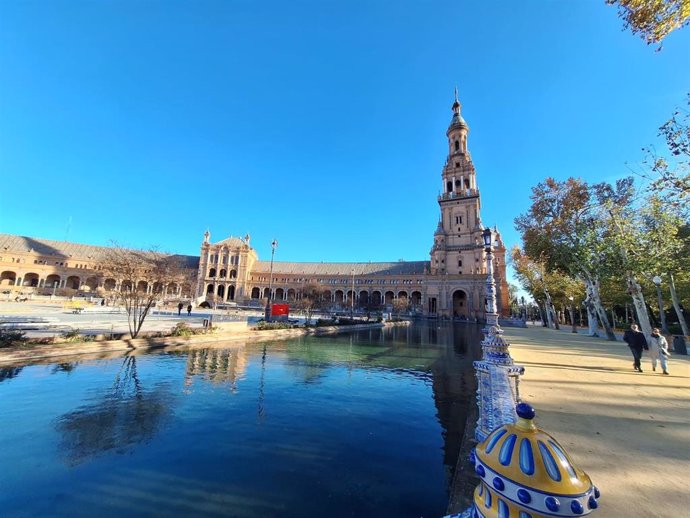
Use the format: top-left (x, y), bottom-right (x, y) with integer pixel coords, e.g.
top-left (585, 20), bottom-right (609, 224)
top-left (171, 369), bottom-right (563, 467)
top-left (623, 324), bottom-right (648, 372)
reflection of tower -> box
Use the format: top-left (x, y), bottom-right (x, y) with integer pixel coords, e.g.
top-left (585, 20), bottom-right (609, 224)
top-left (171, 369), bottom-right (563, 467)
top-left (184, 348), bottom-right (248, 391)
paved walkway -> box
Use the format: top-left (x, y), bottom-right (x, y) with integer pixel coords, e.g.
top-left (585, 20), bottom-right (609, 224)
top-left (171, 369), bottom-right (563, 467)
top-left (501, 326), bottom-right (689, 518)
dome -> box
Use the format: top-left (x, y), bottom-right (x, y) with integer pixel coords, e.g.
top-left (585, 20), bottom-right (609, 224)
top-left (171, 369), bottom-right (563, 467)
top-left (469, 403), bottom-right (600, 517)
top-left (448, 110), bottom-right (468, 131)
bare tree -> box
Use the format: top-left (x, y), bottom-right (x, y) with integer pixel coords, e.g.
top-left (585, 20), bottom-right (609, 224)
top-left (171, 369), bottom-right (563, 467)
top-left (99, 244), bottom-right (195, 338)
top-left (298, 283), bottom-right (329, 324)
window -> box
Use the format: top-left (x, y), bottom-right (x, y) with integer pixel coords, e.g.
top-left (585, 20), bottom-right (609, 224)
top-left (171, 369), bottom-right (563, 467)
top-left (455, 215), bottom-right (462, 224)
top-left (458, 260), bottom-right (463, 267)
top-left (454, 140), bottom-right (459, 151)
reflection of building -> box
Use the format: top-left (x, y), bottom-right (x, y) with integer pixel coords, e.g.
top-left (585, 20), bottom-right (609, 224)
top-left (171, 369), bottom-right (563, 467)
top-left (0, 94), bottom-right (509, 318)
top-left (184, 348), bottom-right (248, 390)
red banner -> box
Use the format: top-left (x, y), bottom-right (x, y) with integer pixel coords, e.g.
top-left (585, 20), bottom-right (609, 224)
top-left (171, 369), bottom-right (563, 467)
top-left (271, 303), bottom-right (290, 317)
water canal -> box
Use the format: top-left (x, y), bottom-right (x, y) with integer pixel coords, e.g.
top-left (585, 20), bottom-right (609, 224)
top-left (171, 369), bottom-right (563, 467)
top-left (0, 322), bottom-right (481, 517)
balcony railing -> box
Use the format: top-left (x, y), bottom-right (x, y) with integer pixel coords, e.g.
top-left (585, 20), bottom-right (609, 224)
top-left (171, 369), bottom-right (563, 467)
top-left (438, 189), bottom-right (479, 201)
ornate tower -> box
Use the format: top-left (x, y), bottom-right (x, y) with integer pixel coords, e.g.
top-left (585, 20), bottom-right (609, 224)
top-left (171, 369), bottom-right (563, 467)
top-left (427, 91), bottom-right (510, 318)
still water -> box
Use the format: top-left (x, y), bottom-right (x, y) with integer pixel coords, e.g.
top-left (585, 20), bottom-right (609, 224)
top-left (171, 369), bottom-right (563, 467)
top-left (0, 322), bottom-right (481, 518)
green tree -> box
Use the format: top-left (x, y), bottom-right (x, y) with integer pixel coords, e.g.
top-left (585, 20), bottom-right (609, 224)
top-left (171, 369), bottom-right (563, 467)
top-left (593, 179), bottom-right (685, 340)
top-left (607, 0), bottom-right (690, 46)
top-left (642, 94), bottom-right (690, 214)
top-left (515, 178), bottom-right (617, 339)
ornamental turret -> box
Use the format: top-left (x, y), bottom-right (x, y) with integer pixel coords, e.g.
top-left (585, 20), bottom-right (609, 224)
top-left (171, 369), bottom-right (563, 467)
top-left (466, 403), bottom-right (601, 518)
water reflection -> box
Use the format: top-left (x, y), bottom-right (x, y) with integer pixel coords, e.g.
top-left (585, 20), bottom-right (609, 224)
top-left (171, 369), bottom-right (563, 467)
top-left (56, 356), bottom-right (174, 466)
top-left (184, 348), bottom-right (248, 391)
top-left (51, 362), bottom-right (79, 375)
top-left (0, 366), bottom-right (23, 383)
top-left (2, 321), bottom-right (481, 517)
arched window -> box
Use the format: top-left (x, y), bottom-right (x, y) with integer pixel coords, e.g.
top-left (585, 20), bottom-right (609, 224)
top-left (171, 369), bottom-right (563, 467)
top-left (454, 140), bottom-right (459, 151)
top-left (446, 181), bottom-right (453, 193)
top-left (209, 268), bottom-right (216, 278)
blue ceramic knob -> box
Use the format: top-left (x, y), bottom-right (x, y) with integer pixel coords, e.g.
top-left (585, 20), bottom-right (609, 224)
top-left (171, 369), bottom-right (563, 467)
top-left (516, 402), bottom-right (535, 420)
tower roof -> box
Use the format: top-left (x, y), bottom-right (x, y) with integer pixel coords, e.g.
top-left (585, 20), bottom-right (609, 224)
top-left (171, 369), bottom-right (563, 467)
top-left (448, 87), bottom-right (468, 131)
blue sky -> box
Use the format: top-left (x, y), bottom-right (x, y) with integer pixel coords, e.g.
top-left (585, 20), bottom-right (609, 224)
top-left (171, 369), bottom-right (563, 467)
top-left (1, 1), bottom-right (688, 270)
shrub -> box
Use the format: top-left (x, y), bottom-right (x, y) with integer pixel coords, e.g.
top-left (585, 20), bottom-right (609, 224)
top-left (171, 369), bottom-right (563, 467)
top-left (255, 321), bottom-right (293, 331)
top-left (60, 329), bottom-right (87, 343)
top-left (336, 318), bottom-right (360, 326)
top-left (0, 329), bottom-right (27, 348)
top-left (171, 322), bottom-right (195, 337)
top-left (316, 319), bottom-right (336, 327)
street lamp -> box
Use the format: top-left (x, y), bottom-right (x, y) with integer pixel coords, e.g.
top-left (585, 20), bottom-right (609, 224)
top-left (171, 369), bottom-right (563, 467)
top-left (265, 239), bottom-right (278, 321)
top-left (568, 296), bottom-right (577, 333)
top-left (482, 228), bottom-right (498, 326)
top-left (350, 268), bottom-right (355, 319)
top-left (652, 275), bottom-right (669, 334)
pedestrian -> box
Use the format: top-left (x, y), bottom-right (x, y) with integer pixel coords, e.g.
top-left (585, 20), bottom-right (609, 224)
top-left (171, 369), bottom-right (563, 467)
top-left (187, 304), bottom-right (192, 316)
top-left (177, 302), bottom-right (183, 316)
top-left (649, 327), bottom-right (670, 375)
top-left (623, 323), bottom-right (648, 372)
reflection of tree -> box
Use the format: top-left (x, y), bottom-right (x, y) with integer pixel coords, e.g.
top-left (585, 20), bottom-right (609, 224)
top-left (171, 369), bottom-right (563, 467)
top-left (0, 367), bottom-right (23, 383)
top-left (51, 362), bottom-right (79, 375)
top-left (56, 356), bottom-right (172, 465)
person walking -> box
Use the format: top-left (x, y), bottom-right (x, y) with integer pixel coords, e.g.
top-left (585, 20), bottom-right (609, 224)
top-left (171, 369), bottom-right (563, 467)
top-left (649, 328), bottom-right (670, 375)
top-left (177, 302), bottom-right (183, 316)
top-left (623, 324), bottom-right (648, 372)
top-left (186, 304), bottom-right (192, 316)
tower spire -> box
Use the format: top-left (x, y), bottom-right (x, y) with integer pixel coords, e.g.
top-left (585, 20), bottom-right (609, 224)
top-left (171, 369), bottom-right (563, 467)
top-left (452, 86), bottom-right (461, 114)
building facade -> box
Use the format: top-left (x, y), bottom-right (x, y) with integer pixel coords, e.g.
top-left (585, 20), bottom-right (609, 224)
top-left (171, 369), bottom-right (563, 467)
top-left (0, 94), bottom-right (509, 318)
top-left (196, 94), bottom-right (510, 318)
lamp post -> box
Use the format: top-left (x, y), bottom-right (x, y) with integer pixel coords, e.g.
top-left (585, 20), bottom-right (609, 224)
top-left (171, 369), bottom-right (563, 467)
top-left (350, 268), bottom-right (355, 319)
top-left (652, 275), bottom-right (669, 334)
top-left (568, 295), bottom-right (577, 333)
top-left (264, 239), bottom-right (278, 321)
top-left (482, 227), bottom-right (498, 327)
top-left (472, 227), bottom-right (524, 442)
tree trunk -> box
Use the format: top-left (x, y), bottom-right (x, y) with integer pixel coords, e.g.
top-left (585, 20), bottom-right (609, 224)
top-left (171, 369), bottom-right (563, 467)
top-left (583, 288), bottom-right (600, 336)
top-left (585, 278), bottom-right (617, 341)
top-left (669, 273), bottom-right (689, 336)
top-left (543, 291), bottom-right (554, 329)
top-left (628, 276), bottom-right (653, 342)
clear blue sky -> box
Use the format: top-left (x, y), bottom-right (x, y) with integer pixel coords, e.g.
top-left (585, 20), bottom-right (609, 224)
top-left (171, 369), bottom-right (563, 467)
top-left (1, 1), bottom-right (688, 269)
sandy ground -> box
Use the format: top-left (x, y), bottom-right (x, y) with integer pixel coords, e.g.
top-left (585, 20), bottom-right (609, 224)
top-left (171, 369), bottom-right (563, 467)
top-left (501, 326), bottom-right (690, 518)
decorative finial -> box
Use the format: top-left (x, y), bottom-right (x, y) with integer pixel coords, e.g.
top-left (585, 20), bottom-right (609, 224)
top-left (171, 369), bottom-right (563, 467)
top-left (516, 402), bottom-right (535, 420)
top-left (203, 229), bottom-right (210, 243)
top-left (452, 87), bottom-right (461, 114)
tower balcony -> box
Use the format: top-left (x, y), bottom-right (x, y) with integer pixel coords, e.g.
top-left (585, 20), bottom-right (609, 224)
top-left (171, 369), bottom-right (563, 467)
top-left (438, 189), bottom-right (479, 201)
